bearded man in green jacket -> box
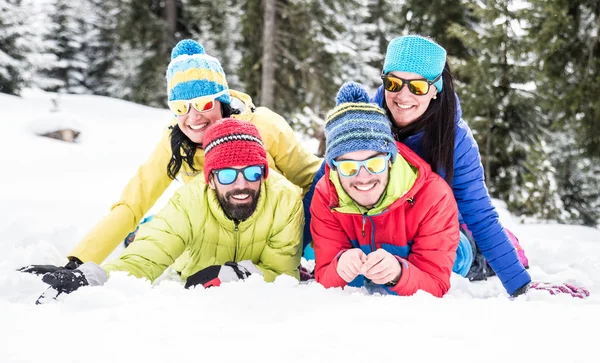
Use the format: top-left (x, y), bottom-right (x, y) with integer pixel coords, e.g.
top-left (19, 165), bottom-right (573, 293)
top-left (20, 118), bottom-right (303, 297)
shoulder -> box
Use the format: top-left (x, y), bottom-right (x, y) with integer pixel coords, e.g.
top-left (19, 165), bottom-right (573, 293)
top-left (251, 106), bottom-right (289, 130)
top-left (453, 118), bottom-right (481, 165)
top-left (169, 176), bottom-right (208, 207)
top-left (414, 170), bottom-right (457, 216)
top-left (264, 171), bottom-right (303, 204)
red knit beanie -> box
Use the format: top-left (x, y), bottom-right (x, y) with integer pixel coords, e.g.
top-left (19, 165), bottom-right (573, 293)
top-left (202, 118), bottom-right (269, 183)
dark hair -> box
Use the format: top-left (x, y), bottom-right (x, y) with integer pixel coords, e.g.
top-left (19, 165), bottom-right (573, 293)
top-left (382, 62), bottom-right (456, 184)
top-left (167, 102), bottom-right (239, 179)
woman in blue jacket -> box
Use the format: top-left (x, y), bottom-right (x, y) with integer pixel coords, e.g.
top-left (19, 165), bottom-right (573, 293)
top-left (364, 34), bottom-right (593, 298)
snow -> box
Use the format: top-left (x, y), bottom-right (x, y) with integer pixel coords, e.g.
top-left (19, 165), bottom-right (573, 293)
top-left (1, 90), bottom-right (599, 363)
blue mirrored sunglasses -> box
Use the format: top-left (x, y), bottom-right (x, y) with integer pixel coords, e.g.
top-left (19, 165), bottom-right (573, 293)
top-left (213, 165), bottom-right (264, 185)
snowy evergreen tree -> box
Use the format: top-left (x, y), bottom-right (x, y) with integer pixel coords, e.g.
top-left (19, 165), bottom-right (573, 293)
top-left (452, 0), bottom-right (562, 220)
top-left (396, 0), bottom-right (474, 59)
top-left (40, 0), bottom-right (88, 93)
top-left (0, 0), bottom-right (28, 95)
top-left (112, 0), bottom-right (174, 106)
top-left (239, 0), bottom-right (375, 135)
top-left (523, 0), bottom-right (600, 225)
top-left (363, 0), bottom-right (405, 83)
top-left (79, 0), bottom-right (121, 96)
top-left (182, 0), bottom-right (243, 89)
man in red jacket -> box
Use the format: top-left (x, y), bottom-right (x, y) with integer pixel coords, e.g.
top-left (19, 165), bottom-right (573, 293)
top-left (310, 82), bottom-right (460, 297)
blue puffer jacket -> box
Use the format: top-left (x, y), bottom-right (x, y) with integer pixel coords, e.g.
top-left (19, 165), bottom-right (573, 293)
top-left (372, 86), bottom-right (531, 295)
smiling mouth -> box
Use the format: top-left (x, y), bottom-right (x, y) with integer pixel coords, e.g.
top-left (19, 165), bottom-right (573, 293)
top-left (395, 102), bottom-right (414, 110)
top-left (353, 183), bottom-right (376, 191)
top-left (231, 193), bottom-right (250, 201)
top-left (188, 123), bottom-right (208, 131)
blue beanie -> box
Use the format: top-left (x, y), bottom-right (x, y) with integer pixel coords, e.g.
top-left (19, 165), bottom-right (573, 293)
top-left (383, 35), bottom-right (446, 93)
top-left (166, 39), bottom-right (231, 105)
top-left (325, 82), bottom-right (398, 167)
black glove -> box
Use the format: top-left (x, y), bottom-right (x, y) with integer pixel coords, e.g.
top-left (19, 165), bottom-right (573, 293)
top-left (42, 269), bottom-right (89, 294)
top-left (18, 264), bottom-right (64, 276)
top-left (19, 256), bottom-right (83, 276)
top-left (185, 261), bottom-right (259, 289)
top-left (64, 256), bottom-right (83, 270)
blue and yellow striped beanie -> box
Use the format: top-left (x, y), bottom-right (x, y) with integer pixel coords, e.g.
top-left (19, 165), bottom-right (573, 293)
top-left (166, 39), bottom-right (231, 104)
top-left (325, 82), bottom-right (398, 167)
top-left (383, 35), bottom-right (446, 93)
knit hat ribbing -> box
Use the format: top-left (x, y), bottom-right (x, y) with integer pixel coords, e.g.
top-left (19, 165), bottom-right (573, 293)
top-left (202, 118), bottom-right (268, 183)
top-left (166, 39), bottom-right (231, 105)
top-left (325, 82), bottom-right (398, 167)
top-left (383, 35), bottom-right (446, 93)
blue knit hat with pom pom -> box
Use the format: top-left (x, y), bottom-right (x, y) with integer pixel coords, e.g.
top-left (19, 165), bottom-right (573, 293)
top-left (166, 39), bottom-right (231, 105)
top-left (383, 35), bottom-right (446, 93)
top-left (325, 82), bottom-right (397, 167)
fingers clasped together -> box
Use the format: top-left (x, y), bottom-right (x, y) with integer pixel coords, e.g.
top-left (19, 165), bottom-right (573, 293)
top-left (336, 248), bottom-right (402, 286)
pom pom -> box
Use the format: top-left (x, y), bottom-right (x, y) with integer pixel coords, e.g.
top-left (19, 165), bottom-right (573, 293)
top-left (335, 81), bottom-right (370, 105)
top-left (171, 39), bottom-right (205, 59)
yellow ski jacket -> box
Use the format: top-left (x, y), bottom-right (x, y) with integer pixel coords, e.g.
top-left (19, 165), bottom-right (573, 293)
top-left (103, 171), bottom-right (303, 282)
top-left (69, 90), bottom-right (321, 264)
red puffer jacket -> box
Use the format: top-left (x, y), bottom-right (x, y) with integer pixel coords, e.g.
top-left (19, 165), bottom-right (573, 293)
top-left (310, 142), bottom-right (459, 297)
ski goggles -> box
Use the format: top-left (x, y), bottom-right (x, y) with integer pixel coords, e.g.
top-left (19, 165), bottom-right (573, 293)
top-left (213, 165), bottom-right (264, 185)
top-left (168, 90), bottom-right (228, 116)
top-left (381, 74), bottom-right (441, 95)
top-left (332, 153), bottom-right (391, 178)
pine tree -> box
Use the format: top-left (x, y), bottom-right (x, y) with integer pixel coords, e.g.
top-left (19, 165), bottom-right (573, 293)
top-left (182, 0), bottom-right (243, 88)
top-left (396, 0), bottom-right (474, 59)
top-left (0, 0), bottom-right (28, 95)
top-left (79, 0), bottom-right (121, 96)
top-left (363, 0), bottom-right (406, 86)
top-left (523, 0), bottom-right (600, 225)
top-left (452, 0), bottom-right (562, 220)
top-left (40, 0), bottom-right (87, 93)
top-left (239, 0), bottom-right (373, 125)
top-left (112, 0), bottom-right (174, 106)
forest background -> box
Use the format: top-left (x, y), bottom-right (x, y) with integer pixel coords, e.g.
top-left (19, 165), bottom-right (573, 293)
top-left (1, 0), bottom-right (599, 227)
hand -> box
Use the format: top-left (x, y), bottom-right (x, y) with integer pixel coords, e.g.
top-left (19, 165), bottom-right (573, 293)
top-left (528, 282), bottom-right (590, 299)
top-left (18, 264), bottom-right (65, 276)
top-left (64, 256), bottom-right (83, 270)
top-left (41, 262), bottom-right (108, 294)
top-left (185, 260), bottom-right (261, 289)
top-left (42, 269), bottom-right (89, 294)
top-left (336, 249), bottom-right (367, 283)
top-left (19, 256), bottom-right (83, 275)
top-left (361, 249), bottom-right (401, 285)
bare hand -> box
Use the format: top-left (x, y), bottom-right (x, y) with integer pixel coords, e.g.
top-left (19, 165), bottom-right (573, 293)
top-left (361, 249), bottom-right (401, 285)
top-left (336, 249), bottom-right (367, 282)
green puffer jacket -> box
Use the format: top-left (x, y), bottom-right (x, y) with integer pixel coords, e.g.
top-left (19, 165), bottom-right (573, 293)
top-left (103, 171), bottom-right (303, 283)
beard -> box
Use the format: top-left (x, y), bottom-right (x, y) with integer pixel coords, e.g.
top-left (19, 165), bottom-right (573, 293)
top-left (216, 186), bottom-right (261, 221)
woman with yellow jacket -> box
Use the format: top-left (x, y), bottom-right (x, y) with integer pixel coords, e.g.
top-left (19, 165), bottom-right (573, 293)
top-left (65, 39), bottom-right (322, 267)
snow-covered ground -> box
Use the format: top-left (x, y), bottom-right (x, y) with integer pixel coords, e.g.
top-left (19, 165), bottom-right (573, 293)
top-left (1, 90), bottom-right (599, 363)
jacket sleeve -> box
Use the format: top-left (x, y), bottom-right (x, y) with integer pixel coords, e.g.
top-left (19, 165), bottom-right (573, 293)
top-left (452, 121), bottom-right (530, 295)
top-left (68, 126), bottom-right (174, 264)
top-left (311, 182), bottom-right (352, 288)
top-left (102, 188), bottom-right (194, 282)
top-left (252, 107), bottom-right (323, 195)
top-left (257, 191), bottom-right (303, 282)
top-left (389, 183), bottom-right (459, 298)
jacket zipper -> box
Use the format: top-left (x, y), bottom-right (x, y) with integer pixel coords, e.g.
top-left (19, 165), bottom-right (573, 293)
top-left (361, 213), bottom-right (367, 237)
top-left (234, 220), bottom-right (240, 261)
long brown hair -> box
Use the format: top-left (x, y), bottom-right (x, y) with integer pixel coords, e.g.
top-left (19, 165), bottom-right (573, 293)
top-left (167, 103), bottom-right (239, 179)
top-left (383, 62), bottom-right (456, 184)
